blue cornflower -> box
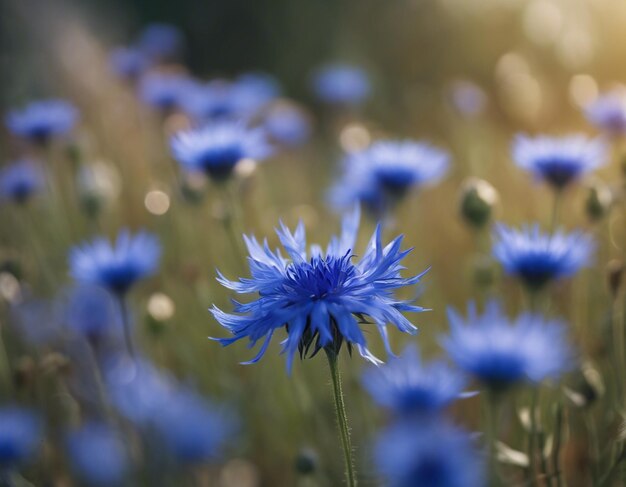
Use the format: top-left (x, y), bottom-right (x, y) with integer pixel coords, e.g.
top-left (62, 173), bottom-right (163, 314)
top-left (230, 73), bottom-right (280, 116)
top-left (5, 99), bottom-right (78, 144)
top-left (211, 206), bottom-right (427, 371)
top-left (105, 357), bottom-right (232, 462)
top-left (375, 419), bottom-right (484, 487)
top-left (448, 80), bottom-right (486, 118)
top-left (330, 140), bottom-right (450, 215)
top-left (109, 46), bottom-right (150, 81)
top-left (585, 89), bottom-right (626, 136)
top-left (512, 134), bottom-right (607, 190)
top-left (61, 285), bottom-right (119, 341)
top-left (154, 391), bottom-right (233, 464)
top-left (312, 64), bottom-right (370, 106)
top-left (493, 223), bottom-right (594, 290)
top-left (69, 229), bottom-right (161, 295)
top-left (362, 345), bottom-right (467, 416)
top-left (136, 22), bottom-right (184, 61)
top-left (66, 422), bottom-right (128, 487)
top-left (181, 80), bottom-right (238, 120)
top-left (0, 160), bottom-right (45, 204)
top-left (264, 103), bottom-right (312, 147)
top-left (139, 72), bottom-right (196, 111)
top-left (170, 122), bottom-right (271, 181)
top-left (442, 302), bottom-right (573, 391)
top-left (0, 407), bottom-right (41, 468)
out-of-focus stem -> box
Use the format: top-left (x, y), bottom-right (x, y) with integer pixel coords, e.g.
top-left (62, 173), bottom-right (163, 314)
top-left (117, 295), bottom-right (135, 359)
top-left (485, 391), bottom-right (500, 487)
top-left (527, 388), bottom-right (540, 487)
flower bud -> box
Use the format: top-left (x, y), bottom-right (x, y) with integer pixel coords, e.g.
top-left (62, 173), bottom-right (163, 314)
top-left (294, 448), bottom-right (318, 475)
top-left (607, 259), bottom-right (625, 299)
top-left (459, 178), bottom-right (498, 229)
top-left (585, 179), bottom-right (612, 222)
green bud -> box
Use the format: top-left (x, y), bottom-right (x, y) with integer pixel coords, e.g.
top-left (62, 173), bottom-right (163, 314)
top-left (459, 178), bottom-right (498, 229)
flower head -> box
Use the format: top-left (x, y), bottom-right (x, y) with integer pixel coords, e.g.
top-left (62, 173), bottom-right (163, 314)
top-left (66, 422), bottom-right (128, 487)
top-left (585, 88), bottom-right (626, 136)
top-left (331, 140), bottom-right (450, 215)
top-left (60, 285), bottom-right (120, 341)
top-left (512, 134), bottom-right (607, 189)
top-left (170, 122), bottom-right (271, 181)
top-left (362, 345), bottom-right (467, 416)
top-left (448, 80), bottom-right (486, 118)
top-left (493, 223), bottom-right (594, 290)
top-left (211, 207), bottom-right (427, 371)
top-left (0, 160), bottom-right (45, 204)
top-left (136, 22), bottom-right (184, 61)
top-left (139, 72), bottom-right (195, 111)
top-left (109, 46), bottom-right (150, 81)
top-left (375, 419), bottom-right (483, 487)
top-left (442, 302), bottom-right (573, 391)
top-left (0, 407), bottom-right (41, 467)
top-left (264, 103), bottom-right (312, 147)
top-left (5, 99), bottom-right (78, 144)
top-left (69, 229), bottom-right (161, 295)
top-left (312, 64), bottom-right (370, 106)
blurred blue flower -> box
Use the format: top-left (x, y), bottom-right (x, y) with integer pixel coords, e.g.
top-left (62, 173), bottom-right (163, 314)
top-left (181, 80), bottom-right (238, 120)
top-left (512, 134), bottom-right (607, 189)
top-left (585, 89), bottom-right (626, 136)
top-left (139, 72), bottom-right (196, 111)
top-left (330, 140), bottom-right (450, 215)
top-left (0, 407), bottom-right (41, 468)
top-left (264, 103), bottom-right (311, 147)
top-left (375, 419), bottom-right (483, 487)
top-left (493, 223), bottom-right (594, 290)
top-left (312, 64), bottom-right (370, 106)
top-left (230, 73), bottom-right (280, 115)
top-left (442, 302), bottom-right (573, 391)
top-left (137, 22), bottom-right (184, 61)
top-left (5, 99), bottom-right (78, 144)
top-left (154, 391), bottom-right (233, 464)
top-left (448, 80), bottom-right (486, 118)
top-left (105, 357), bottom-right (232, 463)
top-left (0, 160), bottom-right (45, 204)
top-left (69, 229), bottom-right (161, 295)
top-left (362, 345), bottom-right (467, 416)
top-left (109, 46), bottom-right (150, 81)
top-left (66, 422), bottom-right (128, 487)
top-left (105, 357), bottom-right (175, 425)
top-left (61, 285), bottom-right (119, 341)
top-left (170, 122), bottom-right (271, 180)
top-left (211, 206), bottom-right (427, 371)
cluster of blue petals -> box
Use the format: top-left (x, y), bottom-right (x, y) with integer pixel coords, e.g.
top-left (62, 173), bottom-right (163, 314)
top-left (0, 160), bottom-right (45, 204)
top-left (170, 122), bottom-right (271, 180)
top-left (5, 99), bottom-right (78, 143)
top-left (585, 89), bottom-right (626, 136)
top-left (493, 223), bottom-right (594, 290)
top-left (442, 302), bottom-right (573, 390)
top-left (512, 134), bottom-right (607, 189)
top-left (331, 140), bottom-right (450, 215)
top-left (211, 207), bottom-right (427, 371)
top-left (312, 64), bottom-right (371, 105)
top-left (362, 345), bottom-right (467, 415)
top-left (69, 229), bottom-right (161, 295)
top-left (0, 407), bottom-right (41, 468)
top-left (375, 419), bottom-right (484, 487)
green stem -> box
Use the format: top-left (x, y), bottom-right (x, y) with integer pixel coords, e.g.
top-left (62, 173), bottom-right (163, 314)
top-left (219, 183), bottom-right (247, 270)
top-left (612, 296), bottom-right (625, 406)
top-left (550, 190), bottom-right (562, 233)
top-left (117, 295), bottom-right (135, 359)
top-left (325, 349), bottom-right (356, 487)
top-left (527, 389), bottom-right (540, 487)
top-left (551, 403), bottom-right (563, 487)
top-left (485, 391), bottom-right (500, 487)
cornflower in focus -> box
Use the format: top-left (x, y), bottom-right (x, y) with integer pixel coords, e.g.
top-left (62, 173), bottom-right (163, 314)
top-left (331, 140), bottom-right (450, 216)
top-left (493, 223), bottom-right (594, 291)
top-left (0, 160), bottom-right (45, 205)
top-left (362, 345), bottom-right (467, 416)
top-left (5, 99), bottom-right (78, 145)
top-left (442, 302), bottom-right (573, 392)
top-left (170, 121), bottom-right (271, 181)
top-left (211, 207), bottom-right (427, 371)
top-left (375, 419), bottom-right (484, 487)
top-left (512, 134), bottom-right (607, 190)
